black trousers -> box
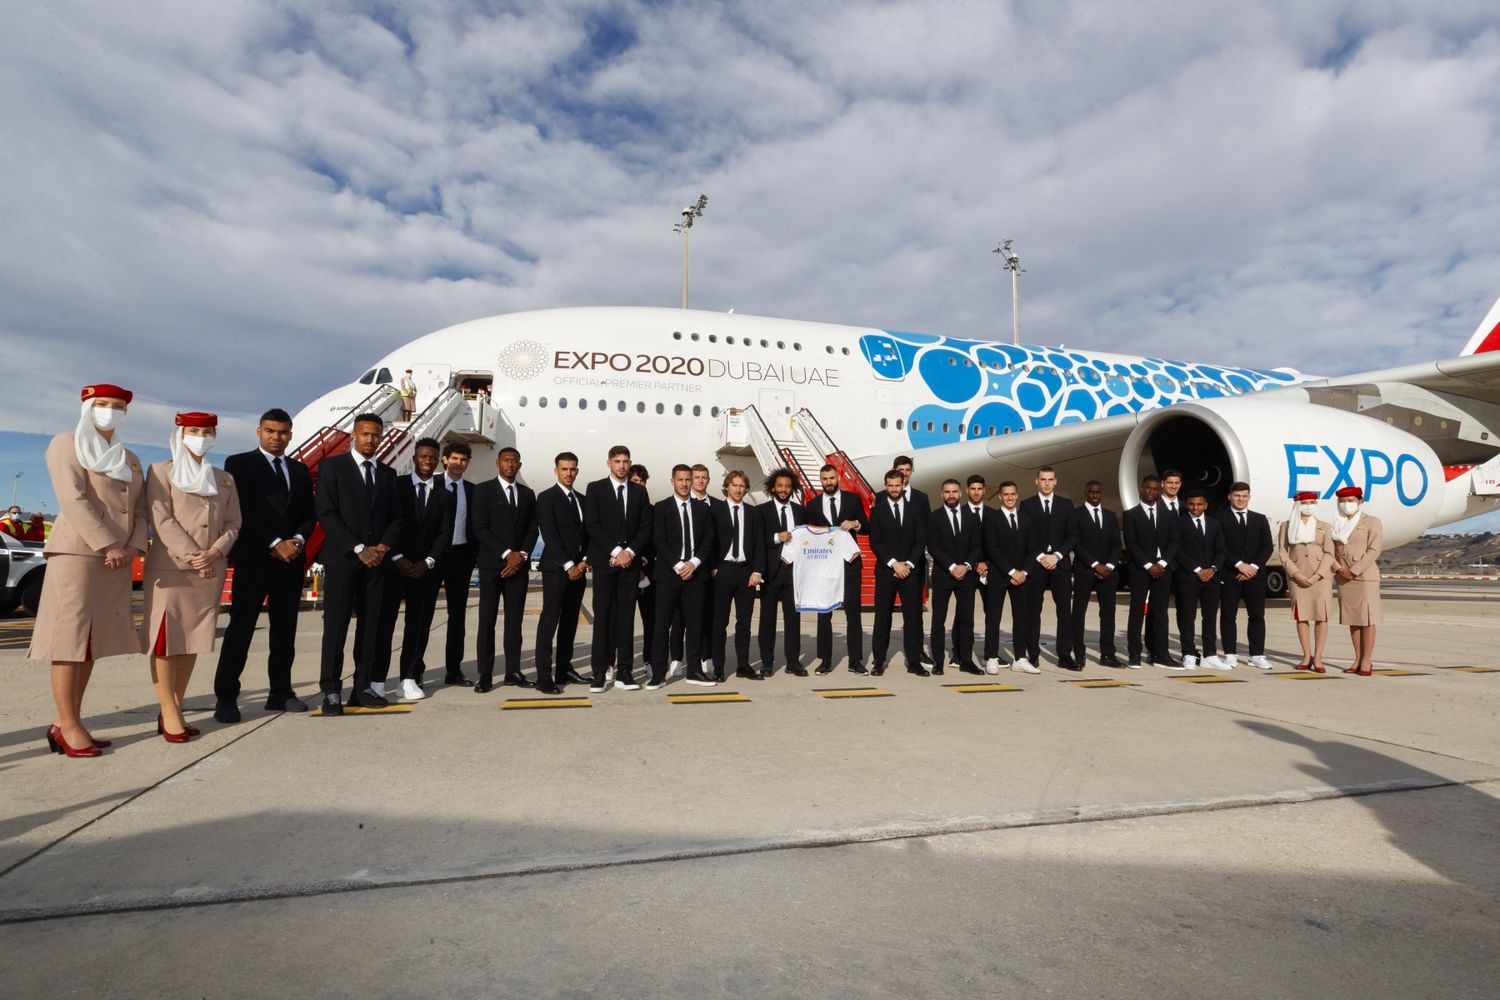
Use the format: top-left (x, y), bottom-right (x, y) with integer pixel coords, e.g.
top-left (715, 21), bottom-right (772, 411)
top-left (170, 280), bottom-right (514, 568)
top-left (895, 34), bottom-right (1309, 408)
top-left (872, 566), bottom-right (923, 668)
top-left (816, 561), bottom-right (865, 666)
top-left (1070, 568), bottom-right (1119, 659)
top-left (669, 575), bottom-right (715, 663)
top-left (535, 569), bottom-right (587, 685)
top-left (438, 542), bottom-right (476, 677)
top-left (319, 560), bottom-right (397, 695)
top-left (929, 573), bottom-right (976, 667)
top-left (1219, 573), bottom-right (1267, 656)
top-left (636, 577), bottom-right (656, 667)
top-left (1175, 572), bottom-right (1221, 658)
top-left (758, 570), bottom-right (801, 670)
top-left (1126, 566), bottom-right (1172, 662)
top-left (711, 562), bottom-right (756, 676)
top-left (215, 556), bottom-right (305, 703)
top-left (1026, 561), bottom-right (1072, 661)
top-left (653, 573), bottom-right (706, 680)
top-left (593, 565), bottom-right (641, 680)
top-left (983, 576), bottom-right (1032, 660)
top-left (397, 567), bottom-right (444, 681)
top-left (476, 568), bottom-right (529, 681)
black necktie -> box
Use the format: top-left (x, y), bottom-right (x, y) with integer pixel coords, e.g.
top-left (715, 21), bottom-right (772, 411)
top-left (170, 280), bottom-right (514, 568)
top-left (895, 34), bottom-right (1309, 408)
top-left (779, 504), bottom-right (788, 532)
top-left (827, 495), bottom-right (836, 525)
top-left (1238, 512), bottom-right (1246, 529)
top-left (272, 456), bottom-right (288, 495)
top-left (1147, 506), bottom-right (1156, 528)
top-left (1196, 518), bottom-right (1205, 537)
top-left (1093, 506), bottom-right (1102, 531)
top-left (569, 492), bottom-right (581, 522)
top-left (506, 484), bottom-right (516, 507)
top-left (1043, 498), bottom-right (1051, 517)
top-left (894, 500), bottom-right (902, 527)
top-left (1007, 511), bottom-right (1016, 531)
top-left (680, 501), bottom-right (691, 562)
top-left (950, 507), bottom-right (960, 537)
top-left (418, 481), bottom-right (428, 516)
top-left (362, 460), bottom-right (374, 494)
top-left (731, 505), bottom-right (741, 558)
top-left (616, 483), bottom-right (626, 521)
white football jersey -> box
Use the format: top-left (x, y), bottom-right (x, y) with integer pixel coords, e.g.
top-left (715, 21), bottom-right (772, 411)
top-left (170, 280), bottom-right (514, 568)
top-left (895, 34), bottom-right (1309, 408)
top-left (781, 525), bottom-right (861, 612)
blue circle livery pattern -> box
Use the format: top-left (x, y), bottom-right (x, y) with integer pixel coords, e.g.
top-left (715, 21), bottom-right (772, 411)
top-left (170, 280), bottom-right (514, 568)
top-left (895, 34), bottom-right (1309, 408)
top-left (860, 330), bottom-right (1304, 448)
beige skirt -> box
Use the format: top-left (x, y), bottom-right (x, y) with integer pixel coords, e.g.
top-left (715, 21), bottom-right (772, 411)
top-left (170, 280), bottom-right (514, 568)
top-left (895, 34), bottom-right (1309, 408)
top-left (139, 566), bottom-right (226, 656)
top-left (1338, 577), bottom-right (1382, 626)
top-left (1290, 576), bottom-right (1333, 623)
top-left (27, 553), bottom-right (138, 662)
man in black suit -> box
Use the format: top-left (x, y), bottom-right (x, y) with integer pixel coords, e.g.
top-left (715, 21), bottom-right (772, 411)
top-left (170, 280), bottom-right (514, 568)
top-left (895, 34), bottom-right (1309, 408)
top-left (807, 464), bottom-right (866, 675)
top-left (710, 470), bottom-right (764, 681)
top-left (1070, 480), bottom-right (1121, 667)
top-left (1020, 467), bottom-right (1078, 670)
top-left (629, 464), bottom-right (656, 681)
top-left (436, 441), bottom-right (476, 686)
top-left (981, 481), bottom-right (1036, 673)
top-left (894, 454), bottom-right (935, 667)
top-left (926, 479), bottom-right (981, 677)
top-left (1123, 475), bottom-right (1180, 668)
top-left (648, 464), bottom-right (717, 688)
top-left (534, 451), bottom-right (591, 694)
top-left (1174, 489), bottom-right (1226, 669)
top-left (1216, 481), bottom-right (1275, 670)
top-left (391, 437), bottom-right (453, 700)
top-left (315, 412), bottom-right (403, 713)
top-left (757, 468), bottom-right (806, 676)
top-left (585, 446), bottom-right (653, 691)
top-left (215, 408), bottom-right (316, 721)
top-left (665, 463), bottom-right (717, 677)
top-left (472, 446), bottom-right (537, 692)
top-left (960, 475), bottom-right (991, 674)
top-left (869, 469), bottom-right (927, 676)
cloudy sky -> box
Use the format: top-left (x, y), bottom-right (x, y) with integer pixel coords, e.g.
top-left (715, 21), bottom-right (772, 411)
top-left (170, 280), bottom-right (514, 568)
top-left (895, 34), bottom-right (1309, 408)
top-left (2, 1), bottom-right (1499, 516)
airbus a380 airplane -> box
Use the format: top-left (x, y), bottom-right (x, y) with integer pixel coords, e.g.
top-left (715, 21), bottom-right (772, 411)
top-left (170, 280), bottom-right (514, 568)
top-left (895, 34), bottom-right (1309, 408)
top-left (293, 295), bottom-right (1500, 590)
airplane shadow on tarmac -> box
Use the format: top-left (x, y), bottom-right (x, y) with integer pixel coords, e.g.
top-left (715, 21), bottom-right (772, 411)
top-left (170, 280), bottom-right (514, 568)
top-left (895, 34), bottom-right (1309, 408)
top-left (1238, 720), bottom-right (1500, 893)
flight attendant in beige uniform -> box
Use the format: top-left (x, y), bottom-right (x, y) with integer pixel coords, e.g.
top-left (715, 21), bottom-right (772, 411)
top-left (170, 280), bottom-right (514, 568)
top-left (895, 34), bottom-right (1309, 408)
top-left (140, 413), bottom-right (242, 742)
top-left (30, 384), bottom-right (148, 758)
top-left (1331, 485), bottom-right (1382, 676)
top-left (1279, 490), bottom-right (1335, 673)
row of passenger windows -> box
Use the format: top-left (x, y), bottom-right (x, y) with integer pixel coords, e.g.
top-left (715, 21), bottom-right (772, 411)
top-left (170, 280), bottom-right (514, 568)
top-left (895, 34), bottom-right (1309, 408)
top-left (877, 417), bottom-right (1013, 436)
top-left (671, 331), bottom-right (852, 355)
top-left (517, 396), bottom-right (721, 418)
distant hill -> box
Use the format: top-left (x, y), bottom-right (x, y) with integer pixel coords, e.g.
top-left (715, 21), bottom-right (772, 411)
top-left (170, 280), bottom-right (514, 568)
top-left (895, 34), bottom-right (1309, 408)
top-left (1385, 533), bottom-right (1500, 574)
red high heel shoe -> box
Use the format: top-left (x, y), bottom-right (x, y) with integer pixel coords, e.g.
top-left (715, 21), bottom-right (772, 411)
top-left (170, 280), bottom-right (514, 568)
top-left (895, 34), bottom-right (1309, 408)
top-left (157, 713), bottom-right (191, 744)
top-left (1342, 665), bottom-right (1360, 674)
top-left (1310, 662), bottom-right (1327, 673)
top-left (48, 724), bottom-right (103, 758)
top-left (1356, 666), bottom-right (1373, 676)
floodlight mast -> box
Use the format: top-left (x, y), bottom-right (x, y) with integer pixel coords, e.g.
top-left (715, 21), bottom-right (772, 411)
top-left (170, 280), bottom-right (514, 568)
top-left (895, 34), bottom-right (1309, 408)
top-left (993, 239), bottom-right (1024, 345)
top-left (673, 194), bottom-right (709, 308)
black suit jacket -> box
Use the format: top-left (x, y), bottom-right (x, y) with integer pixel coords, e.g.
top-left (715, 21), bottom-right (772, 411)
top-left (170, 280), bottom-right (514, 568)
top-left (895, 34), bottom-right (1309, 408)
top-left (225, 450), bottom-right (315, 566)
top-left (1215, 508), bottom-right (1274, 573)
top-left (1070, 503), bottom-right (1121, 574)
top-left (536, 485), bottom-right (589, 571)
top-left (583, 477), bottom-right (652, 568)
top-left (652, 495), bottom-right (717, 582)
top-left (757, 499), bottom-right (806, 582)
top-left (1123, 504), bottom-right (1180, 570)
top-left (807, 491), bottom-right (866, 535)
top-left (982, 507), bottom-right (1034, 577)
top-left (1175, 514), bottom-right (1226, 575)
top-left (473, 478), bottom-right (539, 571)
top-left (711, 499), bottom-right (765, 575)
top-left (926, 504), bottom-right (981, 576)
top-left (903, 487), bottom-right (932, 516)
top-left (438, 474), bottom-right (477, 547)
top-left (393, 475), bottom-right (454, 566)
top-left (1019, 494), bottom-right (1076, 562)
top-left (314, 452), bottom-right (403, 565)
top-left (868, 493), bottom-right (925, 568)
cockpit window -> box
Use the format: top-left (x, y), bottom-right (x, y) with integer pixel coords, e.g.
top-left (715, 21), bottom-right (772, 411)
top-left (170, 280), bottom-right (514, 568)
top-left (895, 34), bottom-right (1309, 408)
top-left (376, 368), bottom-right (393, 384)
top-left (358, 369), bottom-right (376, 385)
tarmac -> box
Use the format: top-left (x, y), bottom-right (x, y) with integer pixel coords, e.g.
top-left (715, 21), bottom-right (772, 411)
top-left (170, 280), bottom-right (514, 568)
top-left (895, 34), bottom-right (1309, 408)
top-left (1, 579), bottom-right (1498, 998)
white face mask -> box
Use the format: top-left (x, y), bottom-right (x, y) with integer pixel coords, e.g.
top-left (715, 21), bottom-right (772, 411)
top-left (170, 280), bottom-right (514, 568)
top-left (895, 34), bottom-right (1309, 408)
top-left (1338, 500), bottom-right (1359, 516)
top-left (183, 434), bottom-right (214, 457)
top-left (1299, 504), bottom-right (1318, 517)
top-left (92, 406), bottom-right (124, 431)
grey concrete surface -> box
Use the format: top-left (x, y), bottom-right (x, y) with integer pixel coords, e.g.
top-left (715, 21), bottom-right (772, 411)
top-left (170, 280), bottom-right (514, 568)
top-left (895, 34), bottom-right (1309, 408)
top-left (2, 583), bottom-right (1498, 996)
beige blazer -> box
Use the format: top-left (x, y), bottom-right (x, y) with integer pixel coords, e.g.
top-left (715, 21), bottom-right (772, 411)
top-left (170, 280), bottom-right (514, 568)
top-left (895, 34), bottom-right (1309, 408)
top-left (42, 433), bottom-right (148, 556)
top-left (1334, 514), bottom-right (1383, 626)
top-left (142, 462), bottom-right (242, 571)
top-left (1279, 518), bottom-right (1335, 622)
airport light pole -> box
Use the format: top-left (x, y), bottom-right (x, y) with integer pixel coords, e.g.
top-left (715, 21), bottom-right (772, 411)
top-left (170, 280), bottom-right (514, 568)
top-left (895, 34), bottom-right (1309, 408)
top-left (9, 472), bottom-right (21, 507)
top-left (674, 194), bottom-right (708, 309)
top-left (993, 239), bottom-right (1023, 345)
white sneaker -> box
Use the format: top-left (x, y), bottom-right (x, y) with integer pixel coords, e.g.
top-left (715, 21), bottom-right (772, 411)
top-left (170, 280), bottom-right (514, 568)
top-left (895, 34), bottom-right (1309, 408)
top-left (616, 677), bottom-right (640, 691)
top-left (1013, 658), bottom-right (1040, 674)
top-left (1221, 655), bottom-right (1239, 670)
top-left (984, 657), bottom-right (1002, 676)
top-left (1125, 661), bottom-right (1141, 670)
top-left (399, 679), bottom-right (425, 701)
top-left (670, 659), bottom-right (684, 678)
top-left (589, 681), bottom-right (608, 693)
top-left (1201, 655), bottom-right (1226, 671)
top-left (686, 674), bottom-right (717, 687)
top-left (369, 681), bottom-right (387, 699)
top-left (1249, 655), bottom-right (1273, 670)
top-left (606, 665), bottom-right (616, 684)
top-left (644, 678), bottom-right (665, 691)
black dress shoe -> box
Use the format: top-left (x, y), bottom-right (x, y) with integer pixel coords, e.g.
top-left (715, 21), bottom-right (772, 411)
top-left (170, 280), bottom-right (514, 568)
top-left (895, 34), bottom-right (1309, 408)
top-left (932, 665), bottom-right (945, 676)
top-left (1127, 658), bottom-right (1143, 667)
top-left (737, 669), bottom-right (764, 681)
top-left (961, 661), bottom-right (985, 675)
top-left (871, 664), bottom-right (886, 677)
top-left (214, 701), bottom-right (241, 724)
top-left (787, 663), bottom-right (809, 677)
top-left (907, 665), bottom-right (931, 677)
top-left (319, 693), bottom-right (343, 716)
top-left (444, 673), bottom-right (471, 686)
top-left (849, 662), bottom-right (869, 675)
top-left (536, 682), bottom-right (563, 695)
top-left (350, 688), bottom-right (388, 709)
top-left (1156, 657), bottom-right (1180, 668)
top-left (1060, 661), bottom-right (1085, 672)
top-left (919, 652), bottom-right (935, 666)
top-left (814, 661), bottom-right (834, 675)
top-left (562, 669), bottom-right (589, 685)
top-left (1099, 654), bottom-right (1122, 667)
top-left (473, 678), bottom-right (494, 694)
top-left (504, 674), bottom-right (534, 689)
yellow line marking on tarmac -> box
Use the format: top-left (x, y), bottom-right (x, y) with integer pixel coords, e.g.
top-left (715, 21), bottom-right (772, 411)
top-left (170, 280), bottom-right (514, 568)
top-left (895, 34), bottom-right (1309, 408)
top-left (1168, 675), bottom-right (1247, 684)
top-left (1270, 672), bottom-right (1341, 680)
top-left (501, 698), bottom-right (592, 709)
top-left (311, 704), bottom-right (416, 716)
top-left (1370, 669), bottom-right (1428, 677)
top-left (1066, 678), bottom-right (1135, 688)
top-left (941, 683), bottom-right (1022, 693)
top-left (1446, 666), bottom-right (1500, 673)
top-left (667, 692), bottom-right (751, 704)
top-left (814, 687), bottom-right (894, 698)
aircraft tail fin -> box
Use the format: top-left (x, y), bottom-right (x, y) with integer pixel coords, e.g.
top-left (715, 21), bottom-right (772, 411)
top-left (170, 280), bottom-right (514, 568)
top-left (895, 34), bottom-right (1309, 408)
top-left (1460, 292), bottom-right (1500, 355)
